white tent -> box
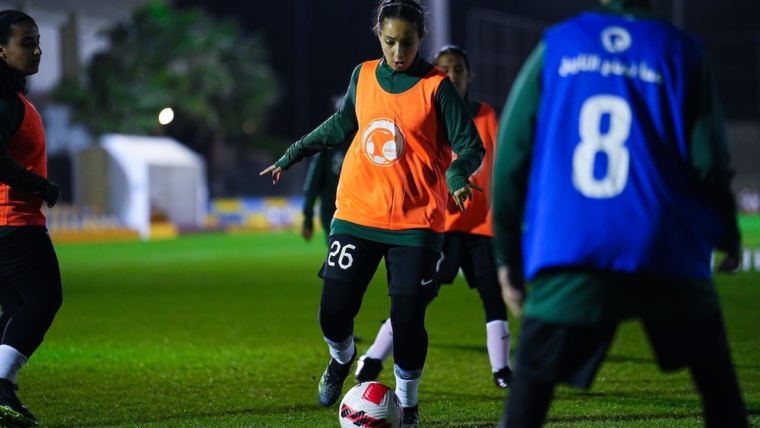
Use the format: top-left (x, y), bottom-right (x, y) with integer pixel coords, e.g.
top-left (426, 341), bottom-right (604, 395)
top-left (100, 134), bottom-right (208, 239)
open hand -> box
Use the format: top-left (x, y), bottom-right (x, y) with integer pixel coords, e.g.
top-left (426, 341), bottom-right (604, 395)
top-left (301, 225), bottom-right (314, 242)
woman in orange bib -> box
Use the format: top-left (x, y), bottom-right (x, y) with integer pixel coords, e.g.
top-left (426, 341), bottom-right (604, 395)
top-left (260, 1), bottom-right (484, 426)
top-left (0, 10), bottom-right (62, 428)
top-left (354, 45), bottom-right (513, 391)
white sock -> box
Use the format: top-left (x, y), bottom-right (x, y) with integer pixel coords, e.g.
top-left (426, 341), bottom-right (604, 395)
top-left (365, 318), bottom-right (394, 361)
top-left (325, 336), bottom-right (355, 364)
top-left (394, 365), bottom-right (422, 408)
top-left (486, 320), bottom-right (511, 372)
top-left (0, 345), bottom-right (27, 383)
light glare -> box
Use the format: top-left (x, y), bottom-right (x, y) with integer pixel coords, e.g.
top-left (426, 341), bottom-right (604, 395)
top-left (158, 107), bottom-right (174, 125)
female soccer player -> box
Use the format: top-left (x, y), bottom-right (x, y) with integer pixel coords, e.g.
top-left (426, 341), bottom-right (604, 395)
top-left (354, 45), bottom-right (513, 389)
top-left (0, 9), bottom-right (62, 428)
top-left (260, 1), bottom-right (484, 426)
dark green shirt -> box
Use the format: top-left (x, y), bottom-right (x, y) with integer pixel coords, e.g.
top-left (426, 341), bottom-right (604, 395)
top-left (276, 55), bottom-right (485, 251)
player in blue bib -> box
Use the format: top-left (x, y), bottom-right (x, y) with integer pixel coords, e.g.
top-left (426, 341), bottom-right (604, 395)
top-left (492, 0), bottom-right (748, 426)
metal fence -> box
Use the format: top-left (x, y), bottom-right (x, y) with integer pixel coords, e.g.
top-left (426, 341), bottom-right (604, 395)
top-left (465, 9), bottom-right (548, 115)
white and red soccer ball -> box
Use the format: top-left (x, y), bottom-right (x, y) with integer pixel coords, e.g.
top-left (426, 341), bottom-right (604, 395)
top-left (339, 381), bottom-right (402, 428)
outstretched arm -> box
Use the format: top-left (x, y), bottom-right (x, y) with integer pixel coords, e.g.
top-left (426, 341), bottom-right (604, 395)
top-left (260, 66), bottom-right (361, 184)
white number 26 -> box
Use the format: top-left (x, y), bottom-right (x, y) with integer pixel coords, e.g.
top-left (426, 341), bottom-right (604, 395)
top-left (328, 241), bottom-right (356, 269)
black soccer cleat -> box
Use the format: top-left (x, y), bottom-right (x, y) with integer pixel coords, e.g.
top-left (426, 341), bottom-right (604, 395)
top-left (0, 379), bottom-right (37, 427)
top-left (400, 404), bottom-right (420, 428)
top-left (354, 355), bottom-right (383, 383)
top-left (493, 366), bottom-right (513, 389)
top-left (317, 348), bottom-right (357, 407)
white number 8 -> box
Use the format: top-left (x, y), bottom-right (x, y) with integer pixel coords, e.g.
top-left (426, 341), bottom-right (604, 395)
top-left (328, 241), bottom-right (356, 269)
top-left (572, 95), bottom-right (631, 198)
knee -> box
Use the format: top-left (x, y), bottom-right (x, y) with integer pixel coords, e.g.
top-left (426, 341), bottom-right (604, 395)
top-left (483, 299), bottom-right (507, 323)
top-left (38, 291), bottom-right (63, 316)
top-left (318, 305), bottom-right (346, 327)
top-left (390, 298), bottom-right (426, 328)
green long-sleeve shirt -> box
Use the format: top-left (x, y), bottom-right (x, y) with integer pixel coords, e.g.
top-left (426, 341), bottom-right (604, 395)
top-left (492, 1), bottom-right (740, 271)
top-left (276, 55), bottom-right (485, 251)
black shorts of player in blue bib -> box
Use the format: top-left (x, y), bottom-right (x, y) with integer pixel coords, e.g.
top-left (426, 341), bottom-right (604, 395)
top-left (437, 231), bottom-right (497, 286)
top-left (318, 234), bottom-right (439, 298)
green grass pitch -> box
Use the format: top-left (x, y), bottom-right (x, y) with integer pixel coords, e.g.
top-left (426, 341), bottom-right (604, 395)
top-left (18, 217), bottom-right (760, 427)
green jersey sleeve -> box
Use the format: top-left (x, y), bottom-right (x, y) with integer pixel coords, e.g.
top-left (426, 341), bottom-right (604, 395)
top-left (687, 53), bottom-right (741, 252)
top-left (491, 42), bottom-right (545, 268)
top-left (436, 77), bottom-right (485, 193)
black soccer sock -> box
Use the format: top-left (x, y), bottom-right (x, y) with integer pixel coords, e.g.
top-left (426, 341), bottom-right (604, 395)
top-left (389, 295), bottom-right (428, 371)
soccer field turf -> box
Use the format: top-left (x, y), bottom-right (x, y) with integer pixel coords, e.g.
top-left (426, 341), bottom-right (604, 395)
top-left (19, 225), bottom-right (760, 427)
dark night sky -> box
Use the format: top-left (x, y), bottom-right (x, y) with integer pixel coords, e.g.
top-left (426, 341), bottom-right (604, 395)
top-left (173, 0), bottom-right (760, 140)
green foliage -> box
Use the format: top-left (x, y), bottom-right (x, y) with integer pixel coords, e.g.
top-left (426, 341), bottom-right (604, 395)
top-left (52, 2), bottom-right (278, 139)
top-left (21, 228), bottom-right (760, 427)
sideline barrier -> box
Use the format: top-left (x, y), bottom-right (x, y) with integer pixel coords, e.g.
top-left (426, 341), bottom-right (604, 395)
top-left (45, 204), bottom-right (140, 243)
top-left (206, 196), bottom-right (308, 232)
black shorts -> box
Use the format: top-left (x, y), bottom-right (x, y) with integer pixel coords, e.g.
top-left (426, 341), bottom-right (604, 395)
top-left (318, 234), bottom-right (439, 298)
top-left (0, 226), bottom-right (59, 278)
top-left (515, 310), bottom-right (729, 390)
top-left (436, 232), bottom-right (497, 286)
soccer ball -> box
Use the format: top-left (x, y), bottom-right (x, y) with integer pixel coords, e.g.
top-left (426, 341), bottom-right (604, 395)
top-left (339, 381), bottom-right (402, 428)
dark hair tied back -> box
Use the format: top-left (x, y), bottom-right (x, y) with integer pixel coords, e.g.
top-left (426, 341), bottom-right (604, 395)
top-left (0, 10), bottom-right (35, 97)
top-left (373, 0), bottom-right (427, 39)
top-left (0, 10), bottom-right (34, 45)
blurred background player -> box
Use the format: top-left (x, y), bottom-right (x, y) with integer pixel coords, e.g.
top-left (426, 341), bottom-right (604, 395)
top-left (492, 0), bottom-right (748, 426)
top-left (260, 1), bottom-right (485, 425)
top-left (354, 44), bottom-right (512, 390)
top-left (301, 94), bottom-right (351, 244)
top-left (0, 9), bottom-right (62, 428)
